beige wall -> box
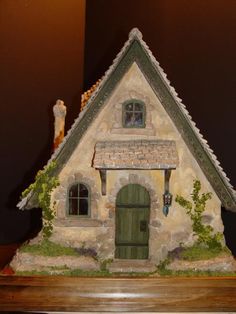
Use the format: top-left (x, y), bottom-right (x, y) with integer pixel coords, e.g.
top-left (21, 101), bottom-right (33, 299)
top-left (51, 62), bottom-right (224, 262)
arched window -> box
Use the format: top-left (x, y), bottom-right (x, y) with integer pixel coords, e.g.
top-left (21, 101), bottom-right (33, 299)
top-left (68, 183), bottom-right (90, 216)
top-left (123, 100), bottom-right (145, 128)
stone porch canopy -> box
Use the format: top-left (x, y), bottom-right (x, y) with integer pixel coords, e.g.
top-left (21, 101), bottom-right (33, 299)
top-left (93, 140), bottom-right (179, 170)
top-left (93, 139), bottom-right (178, 196)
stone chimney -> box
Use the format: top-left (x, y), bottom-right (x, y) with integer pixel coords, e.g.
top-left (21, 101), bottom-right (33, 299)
top-left (53, 99), bottom-right (67, 151)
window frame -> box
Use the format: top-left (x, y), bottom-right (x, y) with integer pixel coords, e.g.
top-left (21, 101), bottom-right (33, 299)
top-left (122, 99), bottom-right (146, 128)
top-left (67, 182), bottom-right (91, 218)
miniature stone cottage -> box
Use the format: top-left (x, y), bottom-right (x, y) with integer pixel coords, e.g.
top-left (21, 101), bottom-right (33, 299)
top-left (18, 28), bottom-right (236, 265)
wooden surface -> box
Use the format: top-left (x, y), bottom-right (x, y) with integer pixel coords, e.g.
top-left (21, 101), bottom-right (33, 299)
top-left (0, 276), bottom-right (236, 312)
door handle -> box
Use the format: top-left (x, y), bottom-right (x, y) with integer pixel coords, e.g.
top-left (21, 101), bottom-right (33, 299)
top-left (140, 220), bottom-right (147, 232)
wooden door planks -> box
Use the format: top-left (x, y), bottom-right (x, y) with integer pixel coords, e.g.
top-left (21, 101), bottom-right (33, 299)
top-left (0, 276), bottom-right (236, 312)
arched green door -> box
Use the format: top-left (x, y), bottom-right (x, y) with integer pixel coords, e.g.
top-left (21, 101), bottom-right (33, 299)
top-left (115, 184), bottom-right (150, 259)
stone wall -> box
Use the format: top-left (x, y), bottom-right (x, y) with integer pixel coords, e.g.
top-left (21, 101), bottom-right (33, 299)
top-left (51, 62), bottom-right (224, 263)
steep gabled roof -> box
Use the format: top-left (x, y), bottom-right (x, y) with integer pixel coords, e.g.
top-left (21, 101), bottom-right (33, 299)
top-left (19, 28), bottom-right (236, 211)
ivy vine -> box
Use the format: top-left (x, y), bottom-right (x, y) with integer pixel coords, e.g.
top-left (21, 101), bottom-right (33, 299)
top-left (175, 180), bottom-right (223, 249)
top-left (22, 161), bottom-right (59, 239)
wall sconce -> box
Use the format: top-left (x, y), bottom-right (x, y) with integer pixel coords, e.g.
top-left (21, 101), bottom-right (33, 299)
top-left (163, 191), bottom-right (172, 216)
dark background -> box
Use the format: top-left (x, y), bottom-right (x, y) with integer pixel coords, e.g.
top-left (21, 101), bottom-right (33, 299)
top-left (1, 0), bottom-right (236, 254)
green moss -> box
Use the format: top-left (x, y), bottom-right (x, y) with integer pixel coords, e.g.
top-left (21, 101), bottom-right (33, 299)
top-left (20, 239), bottom-right (80, 257)
top-left (157, 254), bottom-right (236, 277)
top-left (99, 258), bottom-right (113, 271)
top-left (180, 245), bottom-right (230, 261)
top-left (21, 161), bottom-right (59, 239)
top-left (63, 269), bottom-right (111, 277)
top-left (16, 268), bottom-right (157, 277)
top-left (175, 180), bottom-right (223, 249)
top-left (157, 267), bottom-right (236, 277)
top-left (16, 267), bottom-right (236, 277)
top-left (16, 270), bottom-right (54, 276)
top-left (16, 269), bottom-right (110, 277)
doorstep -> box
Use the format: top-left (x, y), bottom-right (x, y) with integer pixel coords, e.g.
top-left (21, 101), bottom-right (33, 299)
top-left (108, 259), bottom-right (156, 273)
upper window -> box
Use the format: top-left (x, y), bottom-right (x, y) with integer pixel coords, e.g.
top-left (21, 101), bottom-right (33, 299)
top-left (68, 183), bottom-right (90, 217)
top-left (123, 100), bottom-right (145, 128)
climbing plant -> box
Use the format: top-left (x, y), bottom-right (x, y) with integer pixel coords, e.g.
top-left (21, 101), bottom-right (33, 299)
top-left (22, 161), bottom-right (59, 239)
top-left (175, 180), bottom-right (223, 249)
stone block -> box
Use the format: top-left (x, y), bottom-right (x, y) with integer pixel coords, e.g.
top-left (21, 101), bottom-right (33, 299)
top-left (54, 188), bottom-right (66, 201)
top-left (161, 245), bottom-right (168, 258)
top-left (129, 174), bottom-right (138, 183)
top-left (103, 220), bottom-right (114, 227)
top-left (155, 231), bottom-right (171, 244)
top-left (56, 200), bottom-right (66, 218)
top-left (74, 172), bottom-right (83, 181)
top-left (67, 175), bottom-right (75, 185)
top-left (202, 215), bottom-right (214, 224)
top-left (98, 241), bottom-right (115, 259)
top-left (11, 252), bottom-right (100, 272)
top-left (120, 177), bottom-right (128, 185)
top-left (171, 231), bottom-right (189, 244)
top-left (151, 220), bottom-right (162, 228)
top-left (167, 255), bottom-right (236, 272)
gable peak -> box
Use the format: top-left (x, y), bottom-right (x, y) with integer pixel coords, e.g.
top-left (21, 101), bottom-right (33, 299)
top-left (129, 28), bottom-right (143, 40)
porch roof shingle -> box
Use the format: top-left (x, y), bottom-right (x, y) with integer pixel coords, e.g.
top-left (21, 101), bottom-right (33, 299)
top-left (93, 140), bottom-right (179, 169)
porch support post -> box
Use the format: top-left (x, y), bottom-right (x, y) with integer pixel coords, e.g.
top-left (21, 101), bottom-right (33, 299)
top-left (162, 169), bottom-right (172, 217)
top-left (164, 169), bottom-right (171, 193)
top-left (99, 169), bottom-right (107, 195)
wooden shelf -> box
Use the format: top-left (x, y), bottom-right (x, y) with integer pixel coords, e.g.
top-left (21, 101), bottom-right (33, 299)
top-left (0, 275), bottom-right (236, 312)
